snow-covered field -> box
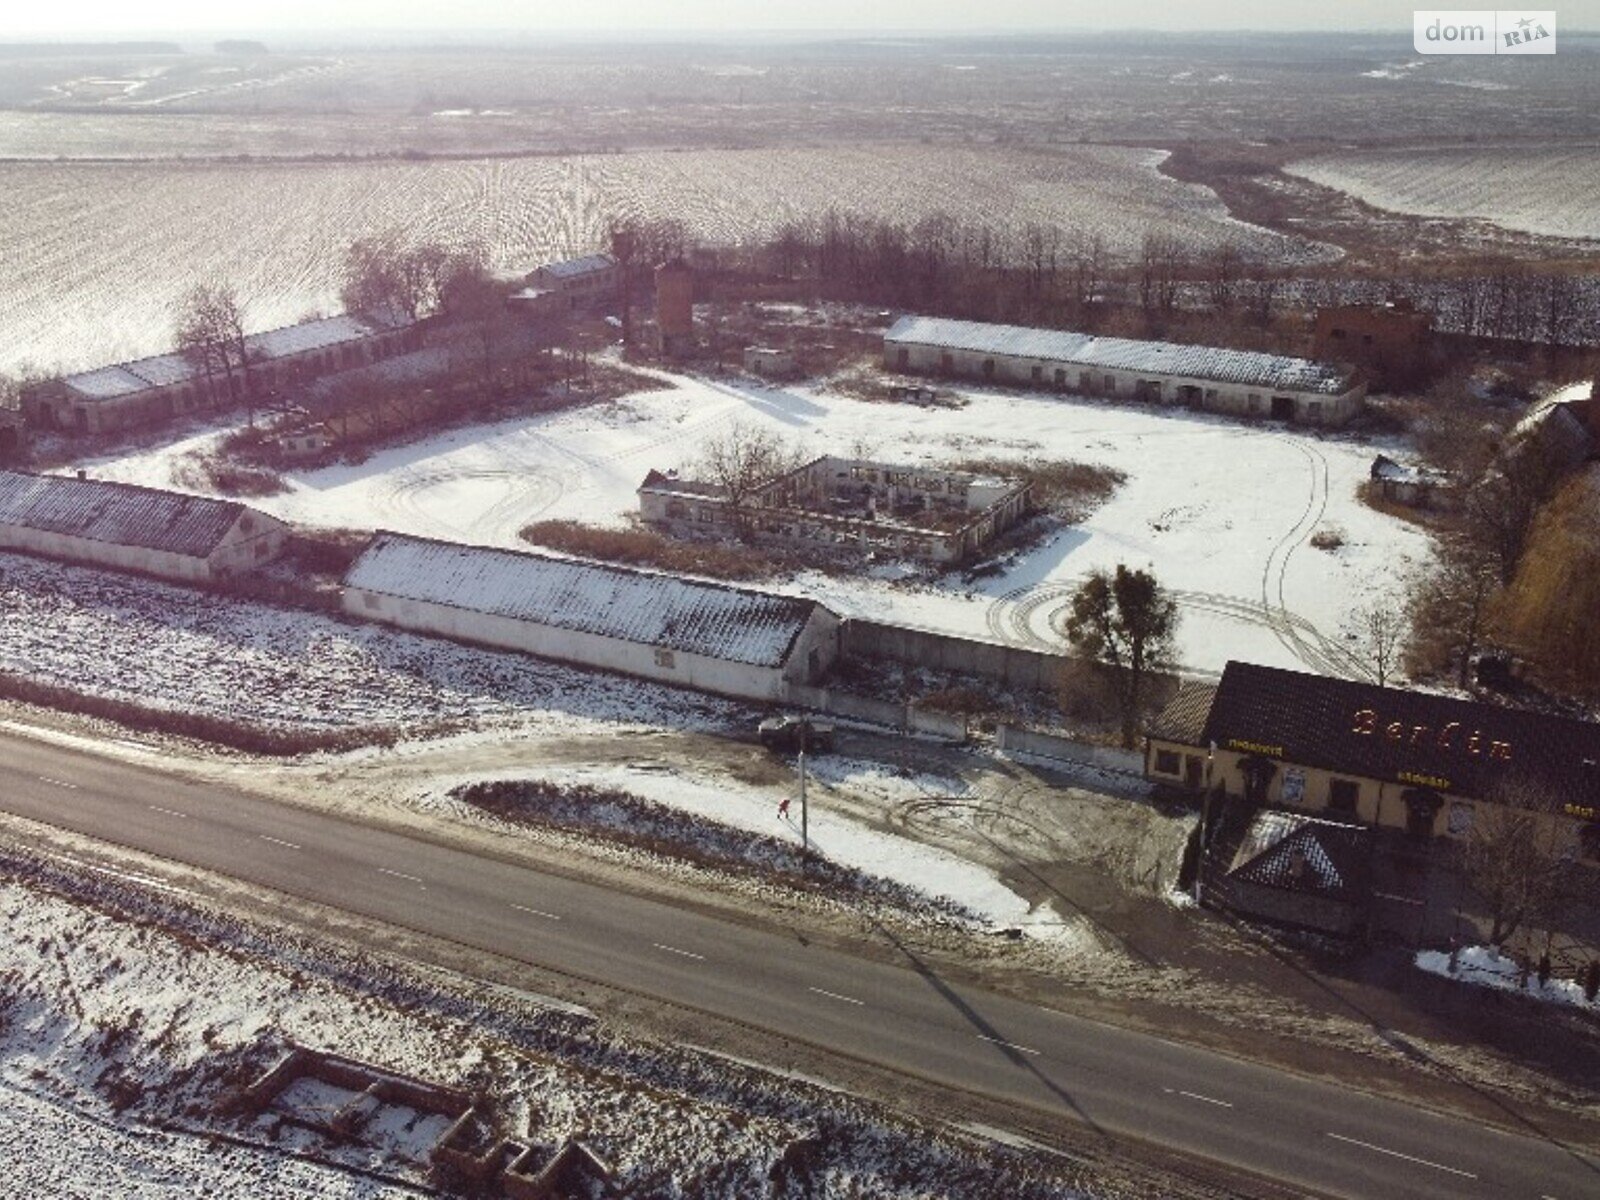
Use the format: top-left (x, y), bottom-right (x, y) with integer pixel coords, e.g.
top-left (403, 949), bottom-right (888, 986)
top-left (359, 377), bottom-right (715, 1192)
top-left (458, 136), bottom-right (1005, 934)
top-left (0, 550), bottom-right (741, 737)
top-left (0, 144), bottom-right (1319, 374)
top-left (89, 369), bottom-right (1432, 678)
top-left (0, 861), bottom-right (1088, 1198)
top-left (1286, 145), bottom-right (1600, 241)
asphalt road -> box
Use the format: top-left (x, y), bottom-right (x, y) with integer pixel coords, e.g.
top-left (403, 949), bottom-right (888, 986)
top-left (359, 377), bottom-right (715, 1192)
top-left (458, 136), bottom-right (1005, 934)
top-left (0, 728), bottom-right (1594, 1200)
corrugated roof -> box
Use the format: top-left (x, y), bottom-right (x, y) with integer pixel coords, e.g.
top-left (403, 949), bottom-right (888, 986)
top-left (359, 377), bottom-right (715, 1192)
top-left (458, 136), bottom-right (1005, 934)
top-left (536, 254), bottom-right (617, 281)
top-left (60, 313), bottom-right (405, 403)
top-left (0, 471), bottom-right (248, 558)
top-left (1203, 661), bottom-right (1600, 805)
top-left (343, 532), bottom-right (824, 668)
top-left (886, 315), bottom-right (1353, 395)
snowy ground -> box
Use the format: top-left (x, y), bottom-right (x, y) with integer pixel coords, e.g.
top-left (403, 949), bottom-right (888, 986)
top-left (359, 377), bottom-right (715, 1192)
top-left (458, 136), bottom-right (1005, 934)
top-left (83, 368), bottom-right (1433, 678)
top-left (1416, 945), bottom-right (1600, 1011)
top-left (0, 859), bottom-right (1091, 1199)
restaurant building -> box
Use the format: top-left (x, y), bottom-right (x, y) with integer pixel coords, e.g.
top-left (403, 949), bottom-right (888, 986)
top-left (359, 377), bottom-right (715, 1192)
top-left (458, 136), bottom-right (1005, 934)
top-left (1147, 662), bottom-right (1600, 865)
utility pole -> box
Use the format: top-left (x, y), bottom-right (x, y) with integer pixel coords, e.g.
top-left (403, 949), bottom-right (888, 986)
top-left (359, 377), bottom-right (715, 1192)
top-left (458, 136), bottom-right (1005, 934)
top-left (798, 745), bottom-right (809, 854)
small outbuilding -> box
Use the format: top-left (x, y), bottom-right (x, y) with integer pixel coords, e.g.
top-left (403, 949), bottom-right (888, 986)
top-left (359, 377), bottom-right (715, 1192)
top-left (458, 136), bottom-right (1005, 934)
top-left (342, 532), bottom-right (841, 702)
top-left (0, 469), bottom-right (289, 583)
top-left (743, 346), bottom-right (796, 378)
top-left (1212, 810), bottom-right (1373, 937)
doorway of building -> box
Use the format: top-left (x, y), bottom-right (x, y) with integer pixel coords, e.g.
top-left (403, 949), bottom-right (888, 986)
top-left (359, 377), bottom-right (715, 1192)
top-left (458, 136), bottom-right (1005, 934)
top-left (1270, 395), bottom-right (1295, 420)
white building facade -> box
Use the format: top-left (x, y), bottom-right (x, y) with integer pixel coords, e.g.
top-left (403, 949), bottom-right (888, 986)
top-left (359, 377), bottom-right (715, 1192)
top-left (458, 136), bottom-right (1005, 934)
top-left (885, 315), bottom-right (1365, 426)
top-left (342, 533), bottom-right (841, 703)
top-left (22, 313), bottom-right (417, 436)
top-left (0, 471), bottom-right (289, 583)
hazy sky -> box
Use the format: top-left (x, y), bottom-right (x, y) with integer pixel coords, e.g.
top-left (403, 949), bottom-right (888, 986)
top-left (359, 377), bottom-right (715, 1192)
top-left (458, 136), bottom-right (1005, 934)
top-left (15, 0), bottom-right (1596, 37)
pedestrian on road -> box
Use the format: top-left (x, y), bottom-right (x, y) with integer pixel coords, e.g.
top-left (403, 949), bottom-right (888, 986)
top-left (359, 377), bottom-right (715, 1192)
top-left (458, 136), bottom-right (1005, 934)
top-left (778, 797), bottom-right (791, 820)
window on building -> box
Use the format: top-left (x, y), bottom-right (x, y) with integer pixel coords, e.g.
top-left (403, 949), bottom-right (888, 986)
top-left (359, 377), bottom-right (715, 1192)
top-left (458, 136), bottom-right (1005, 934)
top-left (362, 592), bottom-right (381, 610)
top-left (1328, 778), bottom-right (1359, 814)
top-left (654, 648), bottom-right (676, 669)
top-left (1330, 327), bottom-right (1346, 339)
top-left (1153, 749), bottom-right (1181, 776)
top-left (1104, 374), bottom-right (1115, 392)
top-left (982, 358), bottom-right (996, 378)
top-left (1030, 365), bottom-right (1043, 383)
top-left (1248, 393), bottom-right (1261, 411)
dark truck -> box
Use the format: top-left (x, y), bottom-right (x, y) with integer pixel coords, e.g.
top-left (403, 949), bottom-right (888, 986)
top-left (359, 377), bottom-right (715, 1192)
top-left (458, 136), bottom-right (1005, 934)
top-left (757, 714), bottom-right (836, 753)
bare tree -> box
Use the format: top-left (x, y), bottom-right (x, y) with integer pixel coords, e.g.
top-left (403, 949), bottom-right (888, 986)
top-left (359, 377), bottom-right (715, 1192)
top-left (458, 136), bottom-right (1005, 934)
top-left (1407, 534), bottom-right (1500, 689)
top-left (693, 422), bottom-right (805, 541)
top-left (1203, 241), bottom-right (1243, 312)
top-left (1344, 603), bottom-right (1405, 687)
top-left (1459, 779), bottom-right (1569, 948)
top-left (340, 234), bottom-right (454, 324)
top-left (1464, 434), bottom-right (1570, 586)
top-left (1064, 564), bottom-right (1179, 748)
top-left (175, 284), bottom-right (250, 418)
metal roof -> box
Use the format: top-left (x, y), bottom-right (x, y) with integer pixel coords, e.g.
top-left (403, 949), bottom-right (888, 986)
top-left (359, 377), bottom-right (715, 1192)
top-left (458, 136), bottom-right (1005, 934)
top-left (886, 315), bottom-right (1353, 396)
top-left (344, 532), bottom-right (825, 668)
top-left (60, 313), bottom-right (406, 403)
top-left (0, 471), bottom-right (249, 558)
top-left (534, 254), bottom-right (617, 281)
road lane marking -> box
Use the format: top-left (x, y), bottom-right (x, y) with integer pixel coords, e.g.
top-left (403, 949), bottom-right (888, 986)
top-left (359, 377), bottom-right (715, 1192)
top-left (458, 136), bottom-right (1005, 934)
top-left (1326, 1133), bottom-right (1477, 1179)
top-left (258, 835), bottom-right (300, 849)
top-left (147, 804), bottom-right (188, 819)
top-left (1162, 1086), bottom-right (1234, 1108)
top-left (38, 776), bottom-right (79, 790)
top-left (652, 943), bottom-right (705, 961)
top-left (377, 867), bottom-right (426, 889)
top-left (976, 1034), bottom-right (1041, 1057)
top-left (808, 986), bottom-right (865, 1006)
top-left (511, 904), bottom-right (562, 921)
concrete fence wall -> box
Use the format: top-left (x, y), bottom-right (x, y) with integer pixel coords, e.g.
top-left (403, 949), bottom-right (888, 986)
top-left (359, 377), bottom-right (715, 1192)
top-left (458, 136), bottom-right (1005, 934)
top-left (784, 683), bottom-right (968, 741)
top-left (840, 619), bottom-right (1068, 693)
top-left (995, 724), bottom-right (1143, 774)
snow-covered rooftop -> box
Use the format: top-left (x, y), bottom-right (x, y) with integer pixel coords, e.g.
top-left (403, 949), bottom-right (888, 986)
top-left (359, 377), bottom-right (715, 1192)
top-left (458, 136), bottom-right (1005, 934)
top-left (533, 253), bottom-right (617, 282)
top-left (886, 315), bottom-right (1353, 395)
top-left (0, 470), bottom-right (249, 557)
top-left (344, 532), bottom-right (826, 668)
top-left (60, 314), bottom-right (407, 403)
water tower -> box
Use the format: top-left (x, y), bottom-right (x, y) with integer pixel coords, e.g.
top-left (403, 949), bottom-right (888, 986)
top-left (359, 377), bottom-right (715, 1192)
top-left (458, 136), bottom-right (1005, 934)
top-left (654, 258), bottom-right (695, 357)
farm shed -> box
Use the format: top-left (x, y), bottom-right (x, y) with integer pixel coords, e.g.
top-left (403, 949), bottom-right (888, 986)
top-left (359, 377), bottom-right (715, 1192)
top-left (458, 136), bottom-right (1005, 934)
top-left (884, 315), bottom-right (1365, 426)
top-left (21, 312), bottom-right (418, 436)
top-left (639, 456), bottom-right (1033, 565)
top-left (526, 254), bottom-right (620, 313)
top-left (0, 470), bottom-right (288, 583)
top-left (342, 532), bottom-right (841, 703)
top-left (743, 346), bottom-right (797, 377)
top-left (1370, 455), bottom-right (1451, 508)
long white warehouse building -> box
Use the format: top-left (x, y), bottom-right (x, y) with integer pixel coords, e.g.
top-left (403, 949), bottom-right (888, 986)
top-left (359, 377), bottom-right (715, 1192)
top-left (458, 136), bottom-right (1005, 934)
top-left (342, 532), bottom-right (841, 703)
top-left (885, 315), bottom-right (1365, 425)
top-left (0, 470), bottom-right (288, 583)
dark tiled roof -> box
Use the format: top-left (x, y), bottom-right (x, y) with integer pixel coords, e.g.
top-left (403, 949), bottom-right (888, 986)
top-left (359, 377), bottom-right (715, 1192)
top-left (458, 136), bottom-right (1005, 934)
top-left (0, 471), bottom-right (247, 558)
top-left (1148, 682), bottom-right (1218, 744)
top-left (1227, 811), bottom-right (1371, 899)
top-left (1203, 662), bottom-right (1600, 805)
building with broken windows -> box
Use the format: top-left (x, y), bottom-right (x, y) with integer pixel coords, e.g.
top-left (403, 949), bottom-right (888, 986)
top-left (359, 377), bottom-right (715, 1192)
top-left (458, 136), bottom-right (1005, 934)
top-left (638, 456), bottom-right (1033, 565)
